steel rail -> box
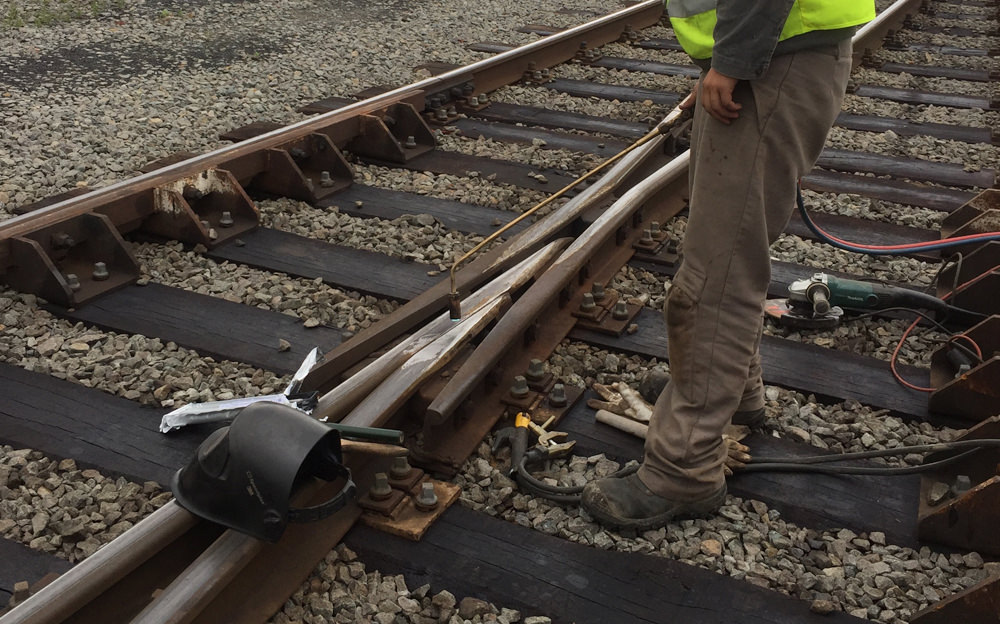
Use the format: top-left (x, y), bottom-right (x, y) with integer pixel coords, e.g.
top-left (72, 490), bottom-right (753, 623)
top-left (0, 502), bottom-right (198, 624)
top-left (852, 0), bottom-right (925, 66)
top-left (424, 150), bottom-right (691, 424)
top-left (0, 0), bottom-right (662, 245)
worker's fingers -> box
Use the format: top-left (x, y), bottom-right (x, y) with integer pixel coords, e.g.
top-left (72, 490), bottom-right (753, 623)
top-left (587, 398), bottom-right (626, 415)
top-left (592, 383), bottom-right (619, 402)
top-left (700, 69), bottom-right (741, 124)
top-left (724, 437), bottom-right (751, 471)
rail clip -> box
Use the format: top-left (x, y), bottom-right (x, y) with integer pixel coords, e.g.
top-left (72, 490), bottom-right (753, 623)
top-left (148, 168), bottom-right (259, 247)
top-left (940, 188), bottom-right (1000, 257)
top-left (918, 416), bottom-right (1000, 555)
top-left (928, 315), bottom-right (1000, 423)
top-left (349, 102), bottom-right (436, 163)
top-left (937, 241), bottom-right (1000, 320)
top-left (4, 212), bottom-right (139, 307)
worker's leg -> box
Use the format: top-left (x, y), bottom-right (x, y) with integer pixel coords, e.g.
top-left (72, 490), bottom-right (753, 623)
top-left (639, 41), bottom-right (852, 499)
top-left (737, 324), bottom-right (764, 414)
top-left (583, 42), bottom-right (851, 526)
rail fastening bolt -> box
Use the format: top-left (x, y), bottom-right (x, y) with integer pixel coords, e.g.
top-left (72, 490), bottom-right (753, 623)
top-left (650, 221), bottom-right (660, 233)
top-left (591, 282), bottom-right (606, 302)
top-left (525, 358), bottom-right (545, 383)
top-left (319, 171), bottom-right (335, 188)
top-left (579, 292), bottom-right (596, 313)
top-left (219, 211), bottom-right (235, 227)
top-left (641, 228), bottom-right (654, 244)
top-left (549, 383), bottom-right (568, 407)
top-left (415, 481), bottom-right (439, 511)
top-left (404, 135), bottom-right (417, 149)
top-left (612, 300), bottom-right (629, 320)
top-left (92, 262), bottom-right (110, 281)
top-left (478, 93), bottom-right (489, 105)
top-left (369, 473), bottom-right (393, 501)
top-left (390, 455), bottom-right (412, 480)
top-left (65, 273), bottom-right (81, 291)
top-left (435, 107), bottom-right (449, 121)
top-left (510, 375), bottom-right (530, 399)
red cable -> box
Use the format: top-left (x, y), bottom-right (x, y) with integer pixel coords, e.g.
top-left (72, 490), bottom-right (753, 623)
top-left (888, 264), bottom-right (999, 391)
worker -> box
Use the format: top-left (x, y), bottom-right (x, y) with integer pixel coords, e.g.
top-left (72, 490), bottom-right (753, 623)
top-left (582, 0), bottom-right (875, 530)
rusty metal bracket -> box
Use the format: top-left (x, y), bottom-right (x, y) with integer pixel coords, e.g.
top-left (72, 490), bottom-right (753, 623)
top-left (529, 383), bottom-right (585, 428)
top-left (574, 289), bottom-right (642, 336)
top-left (3, 212), bottom-right (139, 307)
top-left (349, 103), bottom-right (436, 163)
top-left (940, 188), bottom-right (1000, 256)
top-left (910, 570), bottom-right (1000, 624)
top-left (520, 62), bottom-right (553, 86)
top-left (938, 242), bottom-right (1000, 319)
top-left (571, 289), bottom-right (618, 322)
top-left (929, 315), bottom-right (1000, 422)
top-left (917, 416), bottom-right (1000, 555)
top-left (251, 133), bottom-right (353, 201)
top-left (144, 169), bottom-right (259, 248)
top-left (360, 478), bottom-right (460, 541)
top-left (573, 41), bottom-right (604, 64)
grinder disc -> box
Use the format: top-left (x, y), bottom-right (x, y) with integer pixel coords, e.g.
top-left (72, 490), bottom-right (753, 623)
top-left (764, 299), bottom-right (842, 330)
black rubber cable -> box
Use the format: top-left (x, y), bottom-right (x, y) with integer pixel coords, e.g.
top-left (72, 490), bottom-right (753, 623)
top-left (740, 449), bottom-right (979, 475)
top-left (740, 439), bottom-right (1000, 475)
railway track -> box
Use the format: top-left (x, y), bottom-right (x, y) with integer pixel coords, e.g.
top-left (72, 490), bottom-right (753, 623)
top-left (0, 0), bottom-right (998, 622)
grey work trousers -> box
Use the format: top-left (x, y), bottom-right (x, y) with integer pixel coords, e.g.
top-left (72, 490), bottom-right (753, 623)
top-left (638, 39), bottom-right (853, 499)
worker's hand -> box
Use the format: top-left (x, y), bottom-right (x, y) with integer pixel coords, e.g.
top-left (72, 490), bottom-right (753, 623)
top-left (722, 424), bottom-right (751, 477)
top-left (723, 437), bottom-right (751, 477)
top-left (700, 69), bottom-right (741, 124)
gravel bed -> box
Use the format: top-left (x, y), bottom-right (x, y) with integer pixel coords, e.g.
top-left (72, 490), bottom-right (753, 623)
top-left (0, 288), bottom-right (289, 407)
top-left (258, 197), bottom-right (489, 270)
top-left (902, 28), bottom-right (1000, 51)
top-left (554, 61), bottom-right (695, 94)
top-left (866, 66), bottom-right (996, 99)
top-left (353, 162), bottom-right (550, 215)
top-left (0, 446), bottom-right (169, 562)
top-left (873, 47), bottom-right (996, 71)
top-left (797, 189), bottom-right (945, 230)
top-left (269, 544), bottom-right (541, 624)
top-left (490, 85), bottom-right (671, 127)
top-left (435, 132), bottom-right (603, 176)
top-left (131, 240), bottom-right (395, 333)
top-left (826, 126), bottom-right (998, 173)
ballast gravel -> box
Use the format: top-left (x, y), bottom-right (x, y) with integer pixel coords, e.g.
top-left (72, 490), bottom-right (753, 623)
top-left (0, 446), bottom-right (169, 563)
top-left (269, 544), bottom-right (539, 624)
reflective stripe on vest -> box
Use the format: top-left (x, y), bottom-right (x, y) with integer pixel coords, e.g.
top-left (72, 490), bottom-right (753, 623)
top-left (666, 0), bottom-right (876, 60)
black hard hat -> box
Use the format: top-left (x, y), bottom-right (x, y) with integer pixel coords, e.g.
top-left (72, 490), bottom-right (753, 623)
top-left (171, 401), bottom-right (356, 542)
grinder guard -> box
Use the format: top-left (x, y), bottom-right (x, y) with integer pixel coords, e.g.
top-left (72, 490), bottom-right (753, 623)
top-left (172, 401), bottom-right (356, 542)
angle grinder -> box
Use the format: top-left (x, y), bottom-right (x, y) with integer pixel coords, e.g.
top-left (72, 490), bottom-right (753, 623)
top-left (765, 272), bottom-right (949, 330)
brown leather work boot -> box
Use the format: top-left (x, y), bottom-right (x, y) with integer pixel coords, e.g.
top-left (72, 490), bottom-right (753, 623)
top-left (581, 473), bottom-right (726, 531)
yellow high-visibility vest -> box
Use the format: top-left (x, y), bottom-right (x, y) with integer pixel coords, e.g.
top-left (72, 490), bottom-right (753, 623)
top-left (666, 0), bottom-right (875, 60)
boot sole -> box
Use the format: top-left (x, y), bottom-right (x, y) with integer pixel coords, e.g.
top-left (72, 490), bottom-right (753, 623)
top-left (585, 485), bottom-right (727, 531)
